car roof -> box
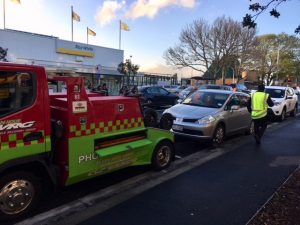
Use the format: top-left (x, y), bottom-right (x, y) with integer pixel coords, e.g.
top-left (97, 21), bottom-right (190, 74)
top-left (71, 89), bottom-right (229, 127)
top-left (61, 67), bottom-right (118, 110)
top-left (196, 89), bottom-right (233, 94)
top-left (265, 86), bottom-right (287, 90)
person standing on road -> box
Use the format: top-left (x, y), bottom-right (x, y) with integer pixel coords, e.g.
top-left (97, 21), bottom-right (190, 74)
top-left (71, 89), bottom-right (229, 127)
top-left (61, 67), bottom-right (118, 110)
top-left (247, 84), bottom-right (274, 144)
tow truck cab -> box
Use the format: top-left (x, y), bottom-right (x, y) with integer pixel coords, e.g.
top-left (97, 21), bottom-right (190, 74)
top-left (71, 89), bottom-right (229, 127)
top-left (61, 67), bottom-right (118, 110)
top-left (0, 63), bottom-right (174, 221)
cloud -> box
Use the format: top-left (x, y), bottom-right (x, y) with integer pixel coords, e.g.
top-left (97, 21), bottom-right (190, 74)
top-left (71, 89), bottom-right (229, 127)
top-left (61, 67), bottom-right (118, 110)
top-left (95, 0), bottom-right (125, 26)
top-left (125, 0), bottom-right (196, 19)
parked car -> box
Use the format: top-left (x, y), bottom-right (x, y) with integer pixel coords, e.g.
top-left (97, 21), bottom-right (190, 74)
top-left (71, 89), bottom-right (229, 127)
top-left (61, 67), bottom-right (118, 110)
top-left (265, 86), bottom-right (298, 121)
top-left (244, 82), bottom-right (258, 94)
top-left (172, 85), bottom-right (187, 94)
top-left (138, 86), bottom-right (178, 109)
top-left (199, 84), bottom-right (233, 91)
top-left (178, 86), bottom-right (198, 100)
top-left (163, 85), bottom-right (185, 93)
top-left (160, 89), bottom-right (252, 145)
top-left (230, 83), bottom-right (251, 94)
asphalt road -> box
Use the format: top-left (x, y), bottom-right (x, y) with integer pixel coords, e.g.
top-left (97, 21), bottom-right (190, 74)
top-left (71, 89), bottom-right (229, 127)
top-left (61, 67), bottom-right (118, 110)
top-left (13, 99), bottom-right (300, 225)
top-left (74, 116), bottom-right (300, 225)
top-left (10, 127), bottom-right (211, 224)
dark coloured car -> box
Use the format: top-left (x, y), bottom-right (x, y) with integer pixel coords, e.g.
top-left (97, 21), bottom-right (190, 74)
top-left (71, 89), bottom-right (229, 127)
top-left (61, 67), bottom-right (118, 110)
top-left (199, 84), bottom-right (233, 91)
top-left (138, 86), bottom-right (178, 109)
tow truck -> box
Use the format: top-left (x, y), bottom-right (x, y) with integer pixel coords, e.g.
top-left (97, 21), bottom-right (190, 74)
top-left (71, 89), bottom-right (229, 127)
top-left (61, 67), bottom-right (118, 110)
top-left (0, 63), bottom-right (175, 221)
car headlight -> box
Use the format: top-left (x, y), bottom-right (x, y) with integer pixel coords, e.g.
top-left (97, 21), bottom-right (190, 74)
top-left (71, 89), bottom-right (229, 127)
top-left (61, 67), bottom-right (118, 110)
top-left (197, 115), bottom-right (216, 125)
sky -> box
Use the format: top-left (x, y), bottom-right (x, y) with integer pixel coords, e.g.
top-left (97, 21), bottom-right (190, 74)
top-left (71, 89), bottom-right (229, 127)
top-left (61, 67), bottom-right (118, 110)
top-left (0, 0), bottom-right (299, 78)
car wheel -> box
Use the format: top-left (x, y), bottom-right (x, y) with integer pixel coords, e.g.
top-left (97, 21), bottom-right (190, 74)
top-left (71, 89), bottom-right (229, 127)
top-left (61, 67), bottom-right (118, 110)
top-left (279, 107), bottom-right (286, 122)
top-left (143, 108), bottom-right (158, 127)
top-left (212, 124), bottom-right (225, 146)
top-left (160, 113), bottom-right (173, 130)
top-left (0, 171), bottom-right (42, 221)
top-left (290, 105), bottom-right (297, 117)
top-left (151, 140), bottom-right (174, 171)
top-left (245, 121), bottom-right (254, 135)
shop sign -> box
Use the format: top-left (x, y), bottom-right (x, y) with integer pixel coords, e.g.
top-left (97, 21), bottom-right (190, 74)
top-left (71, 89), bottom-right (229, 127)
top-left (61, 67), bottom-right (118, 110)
top-left (56, 40), bottom-right (95, 57)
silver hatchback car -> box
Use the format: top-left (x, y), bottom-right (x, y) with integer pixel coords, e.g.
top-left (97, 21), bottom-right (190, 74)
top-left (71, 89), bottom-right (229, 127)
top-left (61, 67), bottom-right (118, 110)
top-left (161, 89), bottom-right (253, 144)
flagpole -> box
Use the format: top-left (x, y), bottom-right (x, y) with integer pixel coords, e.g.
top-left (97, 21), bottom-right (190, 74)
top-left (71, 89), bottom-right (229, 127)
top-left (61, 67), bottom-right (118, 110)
top-left (3, 0), bottom-right (6, 29)
top-left (119, 20), bottom-right (121, 50)
top-left (71, 5), bottom-right (73, 41)
top-left (87, 27), bottom-right (88, 44)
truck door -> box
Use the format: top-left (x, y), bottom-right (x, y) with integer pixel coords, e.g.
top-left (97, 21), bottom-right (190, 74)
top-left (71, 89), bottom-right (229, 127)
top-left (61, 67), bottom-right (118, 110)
top-left (0, 68), bottom-right (49, 164)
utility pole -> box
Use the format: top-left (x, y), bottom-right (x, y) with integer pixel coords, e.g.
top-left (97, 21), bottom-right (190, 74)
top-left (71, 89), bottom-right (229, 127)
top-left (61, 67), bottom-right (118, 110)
top-left (276, 47), bottom-right (280, 85)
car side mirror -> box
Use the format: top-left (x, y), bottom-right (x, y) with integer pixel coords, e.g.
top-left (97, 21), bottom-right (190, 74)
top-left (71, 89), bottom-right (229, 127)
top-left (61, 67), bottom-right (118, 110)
top-left (231, 105), bottom-right (240, 111)
top-left (177, 99), bottom-right (182, 104)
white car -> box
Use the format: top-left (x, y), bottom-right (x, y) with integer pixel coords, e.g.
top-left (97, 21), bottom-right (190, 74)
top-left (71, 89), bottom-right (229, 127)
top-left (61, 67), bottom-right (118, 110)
top-left (265, 86), bottom-right (298, 121)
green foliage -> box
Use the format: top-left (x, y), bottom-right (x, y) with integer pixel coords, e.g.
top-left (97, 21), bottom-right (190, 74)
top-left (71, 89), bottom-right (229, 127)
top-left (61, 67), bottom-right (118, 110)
top-left (117, 59), bottom-right (139, 76)
top-left (249, 33), bottom-right (300, 85)
top-left (117, 59), bottom-right (139, 85)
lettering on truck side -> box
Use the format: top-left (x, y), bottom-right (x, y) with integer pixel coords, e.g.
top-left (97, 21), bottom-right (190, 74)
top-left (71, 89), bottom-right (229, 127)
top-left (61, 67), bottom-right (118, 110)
top-left (0, 121), bottom-right (35, 131)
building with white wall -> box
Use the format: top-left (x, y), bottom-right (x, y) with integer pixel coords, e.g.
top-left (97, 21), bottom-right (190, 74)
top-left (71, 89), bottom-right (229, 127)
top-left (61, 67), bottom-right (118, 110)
top-left (0, 29), bottom-right (124, 95)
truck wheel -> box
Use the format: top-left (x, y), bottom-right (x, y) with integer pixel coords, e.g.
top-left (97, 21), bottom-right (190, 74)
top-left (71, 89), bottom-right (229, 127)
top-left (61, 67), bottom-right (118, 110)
top-left (0, 171), bottom-right (42, 221)
top-left (160, 113), bottom-right (173, 130)
top-left (151, 141), bottom-right (174, 171)
top-left (144, 108), bottom-right (158, 127)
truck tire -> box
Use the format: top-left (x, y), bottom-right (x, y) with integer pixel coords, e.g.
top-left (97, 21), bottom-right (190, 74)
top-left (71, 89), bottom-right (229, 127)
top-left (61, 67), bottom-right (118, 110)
top-left (151, 140), bottom-right (174, 171)
top-left (160, 113), bottom-right (173, 130)
top-left (0, 171), bottom-right (42, 221)
top-left (143, 108), bottom-right (158, 127)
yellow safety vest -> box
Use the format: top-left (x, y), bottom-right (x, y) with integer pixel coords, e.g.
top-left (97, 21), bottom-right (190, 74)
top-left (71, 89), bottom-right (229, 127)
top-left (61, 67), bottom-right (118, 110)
top-left (251, 92), bottom-right (269, 119)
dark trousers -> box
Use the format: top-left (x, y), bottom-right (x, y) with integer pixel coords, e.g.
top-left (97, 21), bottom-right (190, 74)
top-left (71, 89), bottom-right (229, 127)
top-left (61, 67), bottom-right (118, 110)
top-left (253, 116), bottom-right (268, 139)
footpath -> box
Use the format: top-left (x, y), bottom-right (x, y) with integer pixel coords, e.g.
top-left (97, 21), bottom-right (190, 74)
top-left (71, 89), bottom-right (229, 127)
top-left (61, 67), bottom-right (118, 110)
top-left (77, 117), bottom-right (300, 225)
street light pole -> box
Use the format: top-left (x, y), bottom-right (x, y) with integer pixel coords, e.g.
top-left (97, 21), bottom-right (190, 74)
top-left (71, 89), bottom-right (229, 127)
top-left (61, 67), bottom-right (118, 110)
top-left (276, 47), bottom-right (280, 85)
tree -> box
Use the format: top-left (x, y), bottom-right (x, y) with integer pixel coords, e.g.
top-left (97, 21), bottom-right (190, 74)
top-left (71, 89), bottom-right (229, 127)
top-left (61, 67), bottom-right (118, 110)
top-left (117, 59), bottom-right (139, 86)
top-left (164, 16), bottom-right (257, 84)
top-left (243, 0), bottom-right (300, 35)
top-left (246, 33), bottom-right (300, 85)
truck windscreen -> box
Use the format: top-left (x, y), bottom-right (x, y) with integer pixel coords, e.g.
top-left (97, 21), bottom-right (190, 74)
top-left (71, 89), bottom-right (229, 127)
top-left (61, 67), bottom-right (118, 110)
top-left (0, 71), bottom-right (35, 117)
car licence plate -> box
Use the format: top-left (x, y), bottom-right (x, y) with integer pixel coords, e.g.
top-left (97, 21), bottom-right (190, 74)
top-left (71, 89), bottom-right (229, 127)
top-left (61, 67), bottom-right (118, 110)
top-left (172, 124), bottom-right (183, 131)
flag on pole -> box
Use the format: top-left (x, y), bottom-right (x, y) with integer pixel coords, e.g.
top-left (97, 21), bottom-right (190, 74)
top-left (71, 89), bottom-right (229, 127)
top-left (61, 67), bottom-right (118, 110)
top-left (11, 0), bottom-right (21, 4)
top-left (87, 27), bottom-right (96, 36)
top-left (120, 21), bottom-right (130, 31)
top-left (72, 10), bottom-right (80, 22)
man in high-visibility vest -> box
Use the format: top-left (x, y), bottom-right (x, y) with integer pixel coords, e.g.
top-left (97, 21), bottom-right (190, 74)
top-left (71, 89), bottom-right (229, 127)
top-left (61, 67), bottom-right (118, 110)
top-left (247, 84), bottom-right (274, 144)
